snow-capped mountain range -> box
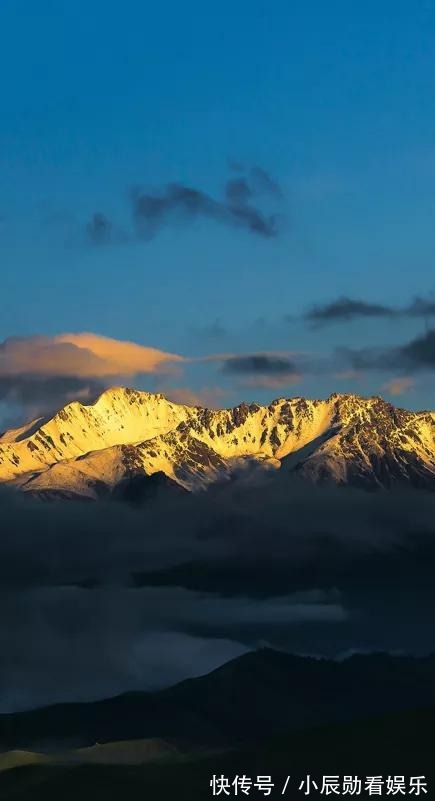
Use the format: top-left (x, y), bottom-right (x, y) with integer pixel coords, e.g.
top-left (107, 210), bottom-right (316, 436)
top-left (1, 387), bottom-right (435, 499)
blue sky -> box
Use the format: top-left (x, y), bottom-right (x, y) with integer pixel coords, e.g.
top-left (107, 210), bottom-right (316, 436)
top-left (1, 0), bottom-right (435, 414)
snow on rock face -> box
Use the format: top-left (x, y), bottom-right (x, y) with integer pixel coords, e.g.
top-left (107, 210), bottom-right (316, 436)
top-left (1, 388), bottom-right (435, 499)
top-left (0, 388), bottom-right (190, 483)
top-left (297, 395), bottom-right (435, 488)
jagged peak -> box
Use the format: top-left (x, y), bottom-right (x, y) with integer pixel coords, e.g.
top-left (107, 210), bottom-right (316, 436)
top-left (53, 387), bottom-right (428, 419)
top-left (49, 386), bottom-right (172, 420)
top-left (84, 386), bottom-right (167, 406)
top-left (1, 385), bottom-right (435, 497)
top-left (35, 389), bottom-right (434, 448)
top-left (328, 391), bottom-right (380, 404)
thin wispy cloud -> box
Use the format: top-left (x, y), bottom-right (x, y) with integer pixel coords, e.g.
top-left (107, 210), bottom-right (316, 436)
top-left (86, 166), bottom-right (284, 246)
top-left (305, 295), bottom-right (435, 326)
top-left (250, 166), bottom-right (284, 199)
top-left (86, 213), bottom-right (127, 246)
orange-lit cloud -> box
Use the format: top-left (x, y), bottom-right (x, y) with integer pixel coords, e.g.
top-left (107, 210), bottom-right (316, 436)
top-left (381, 377), bottom-right (415, 396)
top-left (0, 333), bottom-right (183, 379)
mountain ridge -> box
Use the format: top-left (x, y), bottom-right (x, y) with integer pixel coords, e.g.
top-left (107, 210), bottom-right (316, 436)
top-left (1, 647), bottom-right (435, 750)
top-left (1, 387), bottom-right (435, 498)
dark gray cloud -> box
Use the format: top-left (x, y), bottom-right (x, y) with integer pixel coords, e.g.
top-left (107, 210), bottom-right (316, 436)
top-left (227, 162), bottom-right (282, 196)
top-left (86, 213), bottom-right (113, 245)
top-left (305, 297), bottom-right (399, 325)
top-left (132, 180), bottom-right (278, 239)
top-left (399, 329), bottom-right (435, 368)
top-left (224, 177), bottom-right (253, 206)
top-left (86, 213), bottom-right (127, 246)
top-left (0, 584), bottom-right (346, 711)
top-left (0, 376), bottom-right (104, 425)
top-left (0, 587), bottom-right (249, 711)
top-left (250, 166), bottom-right (284, 198)
top-left (86, 165), bottom-right (283, 245)
top-left (222, 354), bottom-right (298, 375)
top-left (342, 329), bottom-right (435, 373)
top-left (305, 295), bottom-right (435, 326)
top-left (1, 474), bottom-right (435, 711)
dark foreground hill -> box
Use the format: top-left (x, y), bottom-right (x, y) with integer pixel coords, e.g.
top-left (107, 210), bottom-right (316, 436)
top-left (1, 648), bottom-right (435, 751)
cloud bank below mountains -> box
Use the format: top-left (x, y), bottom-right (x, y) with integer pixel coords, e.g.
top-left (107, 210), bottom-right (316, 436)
top-left (1, 478), bottom-right (435, 711)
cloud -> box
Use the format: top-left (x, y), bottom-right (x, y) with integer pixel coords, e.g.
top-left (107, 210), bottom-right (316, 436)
top-left (86, 213), bottom-right (114, 245)
top-left (304, 295), bottom-right (435, 326)
top-left (224, 177), bottom-right (253, 205)
top-left (0, 587), bottom-right (249, 711)
top-left (0, 375), bottom-right (105, 423)
top-left (222, 354), bottom-right (298, 376)
top-left (382, 377), bottom-right (415, 396)
top-left (132, 180), bottom-right (278, 240)
top-left (54, 333), bottom-right (183, 377)
top-left (0, 333), bottom-right (184, 420)
top-left (0, 333), bottom-right (183, 380)
top-left (1, 477), bottom-right (435, 710)
top-left (305, 297), bottom-right (399, 325)
top-left (221, 354), bottom-right (302, 389)
top-left (0, 584), bottom-right (345, 711)
top-left (86, 165), bottom-right (283, 245)
top-left (227, 163), bottom-right (283, 197)
top-left (250, 166), bottom-right (284, 198)
top-left (342, 330), bottom-right (435, 373)
top-left (398, 329), bottom-right (435, 370)
top-left (86, 213), bottom-right (127, 246)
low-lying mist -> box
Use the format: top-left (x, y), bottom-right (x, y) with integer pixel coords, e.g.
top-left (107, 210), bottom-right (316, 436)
top-left (1, 473), bottom-right (435, 712)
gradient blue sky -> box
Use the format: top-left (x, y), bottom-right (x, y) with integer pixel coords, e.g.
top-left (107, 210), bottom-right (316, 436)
top-left (1, 0), bottom-right (435, 413)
